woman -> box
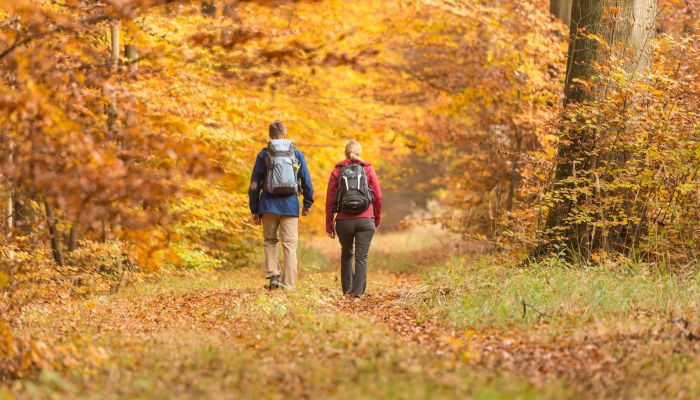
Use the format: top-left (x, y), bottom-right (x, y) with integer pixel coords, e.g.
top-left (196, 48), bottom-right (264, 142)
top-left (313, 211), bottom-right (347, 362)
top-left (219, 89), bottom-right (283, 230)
top-left (325, 140), bottom-right (382, 298)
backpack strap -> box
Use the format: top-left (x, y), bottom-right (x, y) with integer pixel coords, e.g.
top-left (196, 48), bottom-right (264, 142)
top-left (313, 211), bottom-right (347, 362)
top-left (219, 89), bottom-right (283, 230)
top-left (333, 165), bottom-right (344, 212)
top-left (291, 146), bottom-right (302, 195)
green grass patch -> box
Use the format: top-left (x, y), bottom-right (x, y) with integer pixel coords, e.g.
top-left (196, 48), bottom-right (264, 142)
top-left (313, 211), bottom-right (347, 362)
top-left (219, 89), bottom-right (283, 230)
top-left (411, 257), bottom-right (700, 333)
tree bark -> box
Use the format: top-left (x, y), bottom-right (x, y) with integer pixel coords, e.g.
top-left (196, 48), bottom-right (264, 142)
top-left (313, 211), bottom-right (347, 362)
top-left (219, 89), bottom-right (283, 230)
top-left (110, 22), bottom-right (120, 67)
top-left (125, 44), bottom-right (138, 71)
top-left (45, 200), bottom-right (64, 266)
top-left (67, 223), bottom-right (78, 252)
top-left (549, 0), bottom-right (573, 26)
top-left (543, 0), bottom-right (656, 253)
top-left (107, 21), bottom-right (120, 137)
top-left (507, 130), bottom-right (523, 212)
top-left (5, 137), bottom-right (13, 260)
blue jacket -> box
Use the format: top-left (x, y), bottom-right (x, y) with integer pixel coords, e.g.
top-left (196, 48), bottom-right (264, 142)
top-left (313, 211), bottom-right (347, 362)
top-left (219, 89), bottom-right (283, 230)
top-left (248, 144), bottom-right (314, 217)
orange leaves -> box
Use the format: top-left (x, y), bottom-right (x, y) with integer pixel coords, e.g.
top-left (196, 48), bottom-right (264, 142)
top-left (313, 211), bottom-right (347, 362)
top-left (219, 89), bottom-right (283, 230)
top-left (401, 0), bottom-right (566, 237)
top-left (189, 28), bottom-right (263, 49)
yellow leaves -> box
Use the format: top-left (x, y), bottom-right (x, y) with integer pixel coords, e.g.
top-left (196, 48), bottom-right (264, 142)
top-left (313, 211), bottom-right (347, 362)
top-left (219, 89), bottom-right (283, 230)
top-left (0, 322), bottom-right (13, 356)
top-left (582, 32), bottom-right (608, 47)
top-left (122, 228), bottom-right (182, 270)
top-left (0, 272), bottom-right (9, 289)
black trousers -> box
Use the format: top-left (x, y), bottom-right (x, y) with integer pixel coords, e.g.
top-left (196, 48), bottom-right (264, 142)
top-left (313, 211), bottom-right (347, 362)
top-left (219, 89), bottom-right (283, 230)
top-left (335, 218), bottom-right (376, 296)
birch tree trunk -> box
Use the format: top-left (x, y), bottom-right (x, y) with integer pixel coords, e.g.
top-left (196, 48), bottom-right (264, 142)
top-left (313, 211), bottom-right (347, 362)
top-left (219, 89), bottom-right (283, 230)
top-left (543, 0), bottom-right (656, 254)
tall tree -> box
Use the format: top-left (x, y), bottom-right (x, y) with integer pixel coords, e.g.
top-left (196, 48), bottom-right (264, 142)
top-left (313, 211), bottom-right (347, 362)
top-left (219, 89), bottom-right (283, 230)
top-left (550, 0), bottom-right (573, 25)
top-left (4, 141), bottom-right (12, 260)
top-left (543, 0), bottom-right (657, 254)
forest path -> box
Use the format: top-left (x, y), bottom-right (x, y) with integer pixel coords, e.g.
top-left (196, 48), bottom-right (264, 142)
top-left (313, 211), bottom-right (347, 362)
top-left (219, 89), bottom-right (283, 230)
top-left (13, 243), bottom-right (561, 399)
top-left (15, 264), bottom-right (488, 399)
top-left (12, 232), bottom-right (700, 399)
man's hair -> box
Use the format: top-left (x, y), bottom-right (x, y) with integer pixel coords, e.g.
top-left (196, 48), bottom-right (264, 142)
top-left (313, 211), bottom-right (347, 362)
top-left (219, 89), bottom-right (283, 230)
top-left (344, 140), bottom-right (362, 158)
top-left (269, 120), bottom-right (287, 139)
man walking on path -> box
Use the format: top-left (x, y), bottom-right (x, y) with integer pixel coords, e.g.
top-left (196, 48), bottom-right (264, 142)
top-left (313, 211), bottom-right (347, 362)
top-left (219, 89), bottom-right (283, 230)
top-left (248, 120), bottom-right (314, 289)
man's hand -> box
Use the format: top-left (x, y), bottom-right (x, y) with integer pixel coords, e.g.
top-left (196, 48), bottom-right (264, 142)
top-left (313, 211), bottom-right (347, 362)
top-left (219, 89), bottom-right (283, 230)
top-left (326, 231), bottom-right (335, 239)
top-left (302, 207), bottom-right (311, 216)
top-left (251, 214), bottom-right (261, 225)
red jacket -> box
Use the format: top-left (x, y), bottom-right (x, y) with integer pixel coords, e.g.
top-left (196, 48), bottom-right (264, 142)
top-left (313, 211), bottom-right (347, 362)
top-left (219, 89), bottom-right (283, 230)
top-left (325, 159), bottom-right (382, 234)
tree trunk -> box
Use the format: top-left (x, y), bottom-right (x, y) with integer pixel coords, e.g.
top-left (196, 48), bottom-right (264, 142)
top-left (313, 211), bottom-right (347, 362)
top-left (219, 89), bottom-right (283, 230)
top-left (124, 43), bottom-right (139, 63)
top-left (543, 0), bottom-right (656, 254)
top-left (5, 137), bottom-right (13, 260)
top-left (67, 223), bottom-right (78, 252)
top-left (107, 21), bottom-right (120, 137)
top-left (507, 129), bottom-right (523, 212)
top-left (202, 1), bottom-right (216, 16)
top-left (110, 22), bottom-right (120, 67)
top-left (549, 0), bottom-right (573, 26)
top-left (45, 200), bottom-right (63, 266)
top-left (125, 44), bottom-right (139, 70)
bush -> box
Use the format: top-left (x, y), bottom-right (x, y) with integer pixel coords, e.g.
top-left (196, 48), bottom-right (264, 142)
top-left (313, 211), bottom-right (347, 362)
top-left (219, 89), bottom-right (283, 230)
top-left (64, 241), bottom-right (136, 294)
top-left (64, 241), bottom-right (131, 275)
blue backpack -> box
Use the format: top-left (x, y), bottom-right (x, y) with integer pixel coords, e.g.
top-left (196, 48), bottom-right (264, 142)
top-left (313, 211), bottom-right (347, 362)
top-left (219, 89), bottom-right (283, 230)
top-left (264, 139), bottom-right (300, 196)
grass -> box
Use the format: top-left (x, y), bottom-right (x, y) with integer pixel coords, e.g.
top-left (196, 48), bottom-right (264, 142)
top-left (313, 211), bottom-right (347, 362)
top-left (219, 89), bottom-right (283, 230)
top-left (392, 255), bottom-right (700, 399)
top-left (367, 225), bottom-right (459, 274)
top-left (406, 256), bottom-right (700, 338)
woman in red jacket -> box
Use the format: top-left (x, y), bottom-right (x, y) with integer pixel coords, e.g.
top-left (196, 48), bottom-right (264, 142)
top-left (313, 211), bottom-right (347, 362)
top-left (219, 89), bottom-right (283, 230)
top-left (325, 140), bottom-right (382, 298)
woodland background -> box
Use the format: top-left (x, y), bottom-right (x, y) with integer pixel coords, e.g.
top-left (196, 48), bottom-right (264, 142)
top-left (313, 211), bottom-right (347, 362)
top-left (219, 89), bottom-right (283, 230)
top-left (1, 0), bottom-right (699, 398)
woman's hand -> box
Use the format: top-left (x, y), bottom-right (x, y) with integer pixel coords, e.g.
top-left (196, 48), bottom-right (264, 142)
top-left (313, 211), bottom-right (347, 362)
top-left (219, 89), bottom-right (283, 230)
top-left (327, 230), bottom-right (336, 239)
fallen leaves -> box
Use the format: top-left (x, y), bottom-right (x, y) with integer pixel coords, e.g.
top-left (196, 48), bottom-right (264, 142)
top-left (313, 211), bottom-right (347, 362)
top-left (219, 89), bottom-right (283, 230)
top-left (8, 261), bottom-right (700, 398)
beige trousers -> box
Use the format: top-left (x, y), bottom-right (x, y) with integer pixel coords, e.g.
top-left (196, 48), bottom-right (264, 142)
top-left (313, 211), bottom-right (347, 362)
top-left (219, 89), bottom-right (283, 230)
top-left (262, 213), bottom-right (298, 288)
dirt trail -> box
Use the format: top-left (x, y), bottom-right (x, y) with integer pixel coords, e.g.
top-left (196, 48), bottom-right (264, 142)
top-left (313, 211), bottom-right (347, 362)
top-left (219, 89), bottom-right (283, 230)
top-left (11, 244), bottom-right (700, 399)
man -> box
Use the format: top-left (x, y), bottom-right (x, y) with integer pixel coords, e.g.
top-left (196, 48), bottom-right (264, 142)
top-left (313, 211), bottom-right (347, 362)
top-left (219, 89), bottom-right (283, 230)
top-left (248, 120), bottom-right (314, 290)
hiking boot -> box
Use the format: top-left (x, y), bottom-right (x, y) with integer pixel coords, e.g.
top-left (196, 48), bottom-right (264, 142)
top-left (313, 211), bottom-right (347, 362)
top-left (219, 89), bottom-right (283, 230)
top-left (268, 275), bottom-right (281, 290)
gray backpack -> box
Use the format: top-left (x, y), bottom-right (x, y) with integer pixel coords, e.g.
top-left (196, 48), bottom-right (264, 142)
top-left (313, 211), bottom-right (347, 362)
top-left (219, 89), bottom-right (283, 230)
top-left (264, 139), bottom-right (300, 196)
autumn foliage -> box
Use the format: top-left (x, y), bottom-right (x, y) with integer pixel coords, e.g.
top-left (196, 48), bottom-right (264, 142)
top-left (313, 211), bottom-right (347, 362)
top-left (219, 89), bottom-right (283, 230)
top-left (0, 0), bottom-right (699, 390)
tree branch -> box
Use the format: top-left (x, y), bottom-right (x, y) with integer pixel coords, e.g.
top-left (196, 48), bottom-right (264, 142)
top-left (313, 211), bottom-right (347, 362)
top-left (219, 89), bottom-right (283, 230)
top-left (0, 14), bottom-right (110, 61)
